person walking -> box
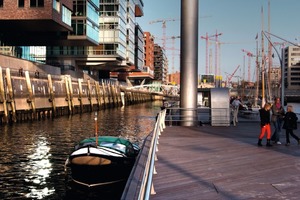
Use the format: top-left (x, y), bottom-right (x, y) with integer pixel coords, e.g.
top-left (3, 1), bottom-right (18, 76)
top-left (231, 96), bottom-right (242, 126)
top-left (282, 105), bottom-right (300, 146)
top-left (257, 103), bottom-right (272, 147)
top-left (271, 97), bottom-right (285, 144)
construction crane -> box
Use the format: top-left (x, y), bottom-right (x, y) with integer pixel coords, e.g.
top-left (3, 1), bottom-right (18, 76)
top-left (241, 49), bottom-right (254, 83)
top-left (273, 41), bottom-right (288, 49)
top-left (226, 65), bottom-right (240, 87)
top-left (200, 31), bottom-right (222, 75)
top-left (149, 18), bottom-right (179, 51)
top-left (168, 36), bottom-right (180, 75)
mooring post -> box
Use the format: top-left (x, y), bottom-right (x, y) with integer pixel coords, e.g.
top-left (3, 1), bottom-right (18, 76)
top-left (47, 74), bottom-right (56, 117)
top-left (25, 71), bottom-right (36, 119)
top-left (0, 67), bottom-right (8, 123)
top-left (5, 68), bottom-right (17, 122)
top-left (78, 78), bottom-right (83, 113)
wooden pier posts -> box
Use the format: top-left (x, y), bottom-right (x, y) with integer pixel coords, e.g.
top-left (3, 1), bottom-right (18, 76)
top-left (0, 68), bottom-right (154, 124)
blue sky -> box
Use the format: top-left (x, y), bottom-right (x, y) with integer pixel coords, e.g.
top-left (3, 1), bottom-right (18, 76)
top-left (136, 0), bottom-right (300, 82)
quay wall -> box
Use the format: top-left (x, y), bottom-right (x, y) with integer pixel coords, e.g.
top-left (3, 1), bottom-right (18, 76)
top-left (0, 67), bottom-right (153, 124)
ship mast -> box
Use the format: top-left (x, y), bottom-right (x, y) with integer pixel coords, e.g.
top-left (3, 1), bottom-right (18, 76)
top-left (267, 0), bottom-right (272, 102)
top-left (255, 35), bottom-right (259, 107)
top-left (261, 6), bottom-right (266, 106)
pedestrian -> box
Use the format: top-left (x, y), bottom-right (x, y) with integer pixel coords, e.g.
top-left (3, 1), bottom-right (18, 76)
top-left (282, 105), bottom-right (300, 146)
top-left (34, 70), bottom-right (39, 78)
top-left (257, 103), bottom-right (272, 147)
top-left (231, 96), bottom-right (242, 126)
top-left (19, 67), bottom-right (23, 76)
top-left (271, 97), bottom-right (285, 144)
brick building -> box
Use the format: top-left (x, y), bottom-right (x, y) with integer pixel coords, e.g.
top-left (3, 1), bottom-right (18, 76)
top-left (0, 0), bottom-right (76, 46)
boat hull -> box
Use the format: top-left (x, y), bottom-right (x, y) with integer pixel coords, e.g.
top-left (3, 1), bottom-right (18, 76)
top-left (69, 155), bottom-right (135, 187)
top-left (66, 136), bottom-right (139, 187)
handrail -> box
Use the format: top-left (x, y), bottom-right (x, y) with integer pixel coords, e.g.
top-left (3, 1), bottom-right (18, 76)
top-left (122, 107), bottom-right (231, 199)
top-left (121, 109), bottom-right (166, 200)
top-left (165, 107), bottom-right (211, 126)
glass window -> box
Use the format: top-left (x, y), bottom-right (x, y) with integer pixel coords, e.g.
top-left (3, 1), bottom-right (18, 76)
top-left (73, 0), bottom-right (86, 16)
top-left (53, 0), bottom-right (60, 12)
top-left (62, 6), bottom-right (72, 26)
top-left (18, 0), bottom-right (25, 7)
top-left (71, 20), bottom-right (85, 35)
top-left (30, 0), bottom-right (44, 7)
top-left (0, 0), bottom-right (3, 7)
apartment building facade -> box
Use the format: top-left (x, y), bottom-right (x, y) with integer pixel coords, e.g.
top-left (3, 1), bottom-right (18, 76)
top-left (0, 0), bottom-right (76, 46)
top-left (143, 32), bottom-right (154, 74)
top-left (154, 44), bottom-right (168, 84)
top-left (282, 46), bottom-right (300, 90)
top-left (0, 0), bottom-right (152, 84)
top-left (46, 0), bottom-right (144, 79)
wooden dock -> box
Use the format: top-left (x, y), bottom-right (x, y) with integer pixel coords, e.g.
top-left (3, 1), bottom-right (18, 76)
top-left (150, 122), bottom-right (300, 200)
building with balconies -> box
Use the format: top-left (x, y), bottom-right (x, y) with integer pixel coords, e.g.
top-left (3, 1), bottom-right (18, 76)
top-left (46, 0), bottom-right (144, 79)
top-left (283, 46), bottom-right (300, 90)
top-left (143, 32), bottom-right (154, 73)
top-left (0, 0), bottom-right (147, 83)
top-left (0, 0), bottom-right (75, 46)
top-left (0, 0), bottom-right (100, 65)
top-left (281, 46), bottom-right (300, 101)
top-left (154, 44), bottom-right (168, 84)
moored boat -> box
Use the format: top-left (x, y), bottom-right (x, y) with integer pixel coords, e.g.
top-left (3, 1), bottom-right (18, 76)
top-left (65, 136), bottom-right (140, 188)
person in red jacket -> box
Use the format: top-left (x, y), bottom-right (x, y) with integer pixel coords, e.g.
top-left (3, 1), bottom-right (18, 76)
top-left (258, 103), bottom-right (272, 147)
top-left (282, 105), bottom-right (300, 146)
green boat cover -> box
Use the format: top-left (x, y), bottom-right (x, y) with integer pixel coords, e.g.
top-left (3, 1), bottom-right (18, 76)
top-left (77, 136), bottom-right (137, 157)
top-left (79, 136), bottom-right (132, 147)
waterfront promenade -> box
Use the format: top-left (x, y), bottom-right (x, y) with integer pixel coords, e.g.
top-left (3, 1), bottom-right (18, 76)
top-left (150, 121), bottom-right (300, 200)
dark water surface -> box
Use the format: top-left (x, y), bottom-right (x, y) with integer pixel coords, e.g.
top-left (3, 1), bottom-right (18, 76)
top-left (0, 102), bottom-right (161, 199)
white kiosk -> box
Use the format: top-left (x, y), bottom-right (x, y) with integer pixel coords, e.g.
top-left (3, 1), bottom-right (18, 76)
top-left (210, 88), bottom-right (230, 126)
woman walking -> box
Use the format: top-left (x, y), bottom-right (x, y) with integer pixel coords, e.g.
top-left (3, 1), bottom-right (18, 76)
top-left (271, 97), bottom-right (285, 144)
top-left (282, 105), bottom-right (300, 146)
top-left (258, 103), bottom-right (272, 147)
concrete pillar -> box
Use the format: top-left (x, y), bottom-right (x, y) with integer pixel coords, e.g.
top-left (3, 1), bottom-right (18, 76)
top-left (180, 0), bottom-right (199, 126)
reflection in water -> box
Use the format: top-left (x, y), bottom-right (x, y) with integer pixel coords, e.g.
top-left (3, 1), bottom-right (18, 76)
top-left (24, 138), bottom-right (54, 199)
top-left (0, 102), bottom-right (161, 199)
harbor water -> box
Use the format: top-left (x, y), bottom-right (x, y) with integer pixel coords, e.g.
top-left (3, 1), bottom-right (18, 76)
top-left (0, 101), bottom-right (162, 200)
top-left (1, 99), bottom-right (299, 199)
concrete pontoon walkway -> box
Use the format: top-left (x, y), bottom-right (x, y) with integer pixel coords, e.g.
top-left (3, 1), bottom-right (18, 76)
top-left (150, 122), bottom-right (300, 200)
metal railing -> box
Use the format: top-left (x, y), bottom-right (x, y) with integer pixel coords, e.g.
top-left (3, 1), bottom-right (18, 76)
top-left (121, 109), bottom-right (166, 200)
top-left (121, 107), bottom-right (230, 199)
top-left (165, 107), bottom-right (211, 126)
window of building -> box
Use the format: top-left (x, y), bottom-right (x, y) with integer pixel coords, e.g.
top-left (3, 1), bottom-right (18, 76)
top-left (0, 0), bottom-right (3, 8)
top-left (62, 6), bottom-right (72, 26)
top-left (71, 20), bottom-right (85, 36)
top-left (30, 0), bottom-right (44, 7)
top-left (18, 0), bottom-right (25, 7)
top-left (73, 1), bottom-right (86, 16)
top-left (53, 0), bottom-right (60, 12)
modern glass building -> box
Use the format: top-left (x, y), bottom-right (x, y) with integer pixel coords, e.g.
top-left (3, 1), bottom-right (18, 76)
top-left (46, 0), bottom-right (144, 79)
top-left (283, 46), bottom-right (300, 89)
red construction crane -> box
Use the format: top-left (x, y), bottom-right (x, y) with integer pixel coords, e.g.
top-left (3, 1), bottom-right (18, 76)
top-left (149, 18), bottom-right (179, 51)
top-left (241, 49), bottom-right (254, 82)
top-left (227, 65), bottom-right (240, 87)
top-left (201, 31), bottom-right (222, 75)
